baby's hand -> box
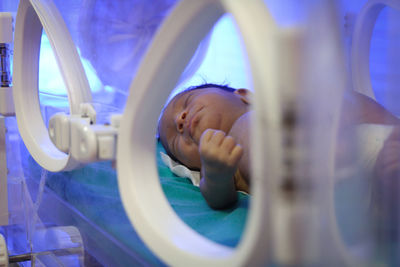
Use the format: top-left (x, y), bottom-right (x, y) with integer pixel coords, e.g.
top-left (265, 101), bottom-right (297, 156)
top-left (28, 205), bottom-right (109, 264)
top-left (199, 129), bottom-right (243, 183)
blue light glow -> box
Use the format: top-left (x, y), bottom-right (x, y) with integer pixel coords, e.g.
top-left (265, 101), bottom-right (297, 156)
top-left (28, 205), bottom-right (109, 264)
top-left (38, 33), bottom-right (103, 96)
top-left (174, 15), bottom-right (252, 96)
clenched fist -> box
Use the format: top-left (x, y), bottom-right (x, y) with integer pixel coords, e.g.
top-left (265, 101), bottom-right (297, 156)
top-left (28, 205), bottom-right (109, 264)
top-left (199, 129), bottom-right (243, 183)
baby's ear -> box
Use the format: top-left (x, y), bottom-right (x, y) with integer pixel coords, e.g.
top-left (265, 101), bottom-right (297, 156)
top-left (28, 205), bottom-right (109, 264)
top-left (234, 88), bottom-right (252, 105)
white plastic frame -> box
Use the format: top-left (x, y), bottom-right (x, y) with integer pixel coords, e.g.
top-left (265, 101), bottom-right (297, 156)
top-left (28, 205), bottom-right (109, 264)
top-left (351, 0), bottom-right (400, 99)
top-left (117, 0), bottom-right (282, 265)
top-left (13, 0), bottom-right (92, 171)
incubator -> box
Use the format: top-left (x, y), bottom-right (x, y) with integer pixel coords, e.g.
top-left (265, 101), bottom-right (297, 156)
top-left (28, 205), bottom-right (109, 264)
top-left (0, 0), bottom-right (400, 266)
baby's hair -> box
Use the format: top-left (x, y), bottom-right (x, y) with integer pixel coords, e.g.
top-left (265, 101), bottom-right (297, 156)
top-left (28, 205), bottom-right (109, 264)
top-left (158, 83), bottom-right (237, 167)
top-left (184, 83), bottom-right (236, 93)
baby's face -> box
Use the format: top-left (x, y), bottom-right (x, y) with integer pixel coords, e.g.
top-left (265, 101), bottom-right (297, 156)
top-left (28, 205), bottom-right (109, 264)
top-left (159, 87), bottom-right (248, 169)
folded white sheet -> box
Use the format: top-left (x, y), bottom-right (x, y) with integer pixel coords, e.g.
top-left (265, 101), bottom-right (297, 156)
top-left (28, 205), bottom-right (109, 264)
top-left (160, 152), bottom-right (201, 186)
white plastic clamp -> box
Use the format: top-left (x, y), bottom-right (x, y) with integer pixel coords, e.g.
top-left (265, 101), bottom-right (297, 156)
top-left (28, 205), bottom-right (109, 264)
top-left (49, 106), bottom-right (121, 163)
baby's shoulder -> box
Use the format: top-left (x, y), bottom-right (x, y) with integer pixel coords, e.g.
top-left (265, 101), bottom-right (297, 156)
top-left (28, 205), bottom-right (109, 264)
top-left (229, 111), bottom-right (251, 139)
top-left (229, 111), bottom-right (251, 187)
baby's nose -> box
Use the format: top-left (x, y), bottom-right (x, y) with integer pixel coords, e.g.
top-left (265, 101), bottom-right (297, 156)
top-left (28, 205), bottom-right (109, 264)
top-left (176, 111), bottom-right (187, 133)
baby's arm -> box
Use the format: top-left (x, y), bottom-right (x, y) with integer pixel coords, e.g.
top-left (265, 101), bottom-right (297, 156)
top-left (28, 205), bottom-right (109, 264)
top-left (199, 129), bottom-right (243, 209)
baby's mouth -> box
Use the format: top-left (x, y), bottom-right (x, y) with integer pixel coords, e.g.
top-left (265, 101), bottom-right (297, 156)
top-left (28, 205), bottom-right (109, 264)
top-left (187, 106), bottom-right (204, 143)
top-left (188, 112), bottom-right (201, 142)
top-left (188, 114), bottom-right (197, 139)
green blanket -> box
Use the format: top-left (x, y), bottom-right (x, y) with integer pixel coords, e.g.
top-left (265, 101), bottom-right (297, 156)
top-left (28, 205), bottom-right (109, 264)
top-left (23, 141), bottom-right (249, 264)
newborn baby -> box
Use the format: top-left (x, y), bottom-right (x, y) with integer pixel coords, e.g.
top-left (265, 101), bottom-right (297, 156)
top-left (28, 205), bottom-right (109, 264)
top-left (159, 84), bottom-right (251, 209)
top-left (159, 83), bottom-right (400, 209)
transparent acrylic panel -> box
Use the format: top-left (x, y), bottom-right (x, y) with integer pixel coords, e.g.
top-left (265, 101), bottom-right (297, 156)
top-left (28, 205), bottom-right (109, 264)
top-left (50, 0), bottom-right (208, 112)
top-left (4, 116), bottom-right (163, 266)
top-left (336, 1), bottom-right (400, 266)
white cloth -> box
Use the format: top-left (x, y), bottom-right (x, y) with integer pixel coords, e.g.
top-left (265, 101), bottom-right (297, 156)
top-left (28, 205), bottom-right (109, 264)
top-left (160, 152), bottom-right (201, 186)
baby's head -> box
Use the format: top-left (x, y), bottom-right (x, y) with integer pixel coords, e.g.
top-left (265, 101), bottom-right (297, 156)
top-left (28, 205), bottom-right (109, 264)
top-left (158, 83), bottom-right (251, 170)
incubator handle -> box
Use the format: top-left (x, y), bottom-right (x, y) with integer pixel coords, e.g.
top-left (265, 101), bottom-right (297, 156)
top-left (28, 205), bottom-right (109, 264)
top-left (12, 0), bottom-right (92, 171)
top-left (351, 0), bottom-right (400, 99)
top-left (117, 0), bottom-right (279, 265)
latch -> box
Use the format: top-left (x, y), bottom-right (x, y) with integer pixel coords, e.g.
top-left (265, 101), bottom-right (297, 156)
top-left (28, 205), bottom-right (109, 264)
top-left (48, 103), bottom-right (121, 163)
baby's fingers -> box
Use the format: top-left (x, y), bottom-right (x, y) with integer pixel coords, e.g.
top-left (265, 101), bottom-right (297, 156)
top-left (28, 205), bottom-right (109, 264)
top-left (220, 136), bottom-right (243, 165)
top-left (200, 129), bottom-right (215, 144)
top-left (228, 144), bottom-right (244, 166)
top-left (220, 135), bottom-right (237, 152)
top-left (209, 130), bottom-right (226, 146)
top-left (200, 129), bottom-right (226, 146)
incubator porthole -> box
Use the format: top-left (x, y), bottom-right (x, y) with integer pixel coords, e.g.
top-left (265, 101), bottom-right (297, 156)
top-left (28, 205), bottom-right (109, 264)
top-left (117, 0), bottom-right (280, 264)
top-left (155, 14), bottom-right (252, 248)
top-left (369, 7), bottom-right (400, 116)
top-left (337, 3), bottom-right (400, 263)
